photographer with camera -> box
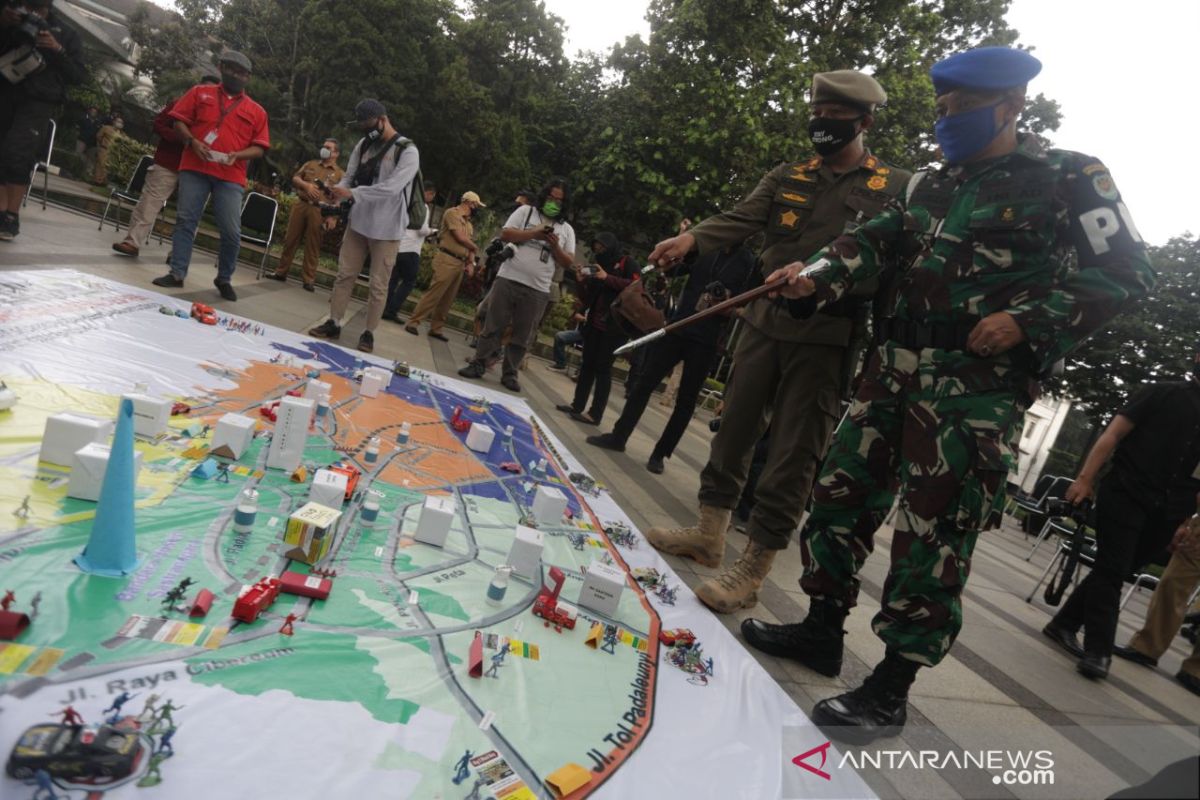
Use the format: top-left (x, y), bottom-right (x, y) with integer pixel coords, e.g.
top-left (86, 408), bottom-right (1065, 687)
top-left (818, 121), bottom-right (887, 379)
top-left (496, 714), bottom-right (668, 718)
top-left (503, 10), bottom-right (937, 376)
top-left (264, 137), bottom-right (344, 291)
top-left (552, 233), bottom-right (639, 425)
top-left (381, 180), bottom-right (436, 322)
top-left (404, 189), bottom-right (483, 341)
top-left (588, 241), bottom-right (754, 474)
top-left (308, 99), bottom-right (421, 354)
top-left (459, 177), bottom-right (576, 392)
top-left (1043, 348), bottom-right (1200, 680)
top-left (151, 50), bottom-right (270, 301)
top-left (0, 0), bottom-right (85, 241)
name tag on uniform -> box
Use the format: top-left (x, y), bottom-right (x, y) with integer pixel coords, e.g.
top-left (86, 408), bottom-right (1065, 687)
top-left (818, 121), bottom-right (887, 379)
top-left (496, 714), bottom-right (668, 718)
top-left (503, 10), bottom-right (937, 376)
top-left (203, 130), bottom-right (218, 145)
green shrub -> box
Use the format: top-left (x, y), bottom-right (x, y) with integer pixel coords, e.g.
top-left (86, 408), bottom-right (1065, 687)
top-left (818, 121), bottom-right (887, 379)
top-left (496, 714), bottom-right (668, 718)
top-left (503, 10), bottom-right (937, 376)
top-left (107, 134), bottom-right (155, 187)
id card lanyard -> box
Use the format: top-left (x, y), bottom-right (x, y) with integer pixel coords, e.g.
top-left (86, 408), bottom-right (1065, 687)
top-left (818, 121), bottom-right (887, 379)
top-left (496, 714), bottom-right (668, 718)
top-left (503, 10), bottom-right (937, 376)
top-left (203, 93), bottom-right (245, 145)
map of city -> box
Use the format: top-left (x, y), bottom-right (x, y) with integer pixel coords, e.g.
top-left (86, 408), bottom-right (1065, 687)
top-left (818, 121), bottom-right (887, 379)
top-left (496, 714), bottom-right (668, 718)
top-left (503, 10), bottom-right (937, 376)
top-left (0, 270), bottom-right (873, 800)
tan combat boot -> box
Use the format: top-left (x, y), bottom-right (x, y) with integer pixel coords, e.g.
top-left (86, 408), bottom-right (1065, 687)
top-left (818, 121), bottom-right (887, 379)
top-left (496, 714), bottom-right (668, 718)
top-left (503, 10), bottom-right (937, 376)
top-left (694, 539), bottom-right (777, 613)
top-left (643, 505), bottom-right (730, 568)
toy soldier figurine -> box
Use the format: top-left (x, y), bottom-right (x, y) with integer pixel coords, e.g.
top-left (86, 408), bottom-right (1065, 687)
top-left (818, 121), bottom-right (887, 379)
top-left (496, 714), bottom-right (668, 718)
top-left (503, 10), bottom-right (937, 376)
top-left (177, 577), bottom-right (196, 593)
top-left (745, 46), bottom-right (1154, 744)
top-left (452, 750), bottom-right (474, 785)
top-left (643, 70), bottom-right (912, 614)
top-left (161, 586), bottom-right (186, 611)
top-left (279, 612), bottom-right (298, 636)
top-left (152, 699), bottom-right (183, 732)
top-left (484, 642), bottom-right (510, 678)
top-left (29, 591), bottom-right (41, 619)
top-left (103, 691), bottom-right (137, 717)
top-left (0, 589), bottom-right (13, 610)
top-left (54, 705), bottom-right (84, 729)
top-left (157, 725), bottom-right (179, 756)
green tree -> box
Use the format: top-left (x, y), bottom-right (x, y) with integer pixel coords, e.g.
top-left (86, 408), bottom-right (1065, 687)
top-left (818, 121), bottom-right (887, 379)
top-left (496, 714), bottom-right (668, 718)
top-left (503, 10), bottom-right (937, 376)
top-left (1049, 234), bottom-right (1200, 423)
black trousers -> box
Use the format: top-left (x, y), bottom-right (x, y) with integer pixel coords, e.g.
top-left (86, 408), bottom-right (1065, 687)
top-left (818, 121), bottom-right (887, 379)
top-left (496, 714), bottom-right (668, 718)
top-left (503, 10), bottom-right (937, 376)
top-left (572, 325), bottom-right (625, 423)
top-left (611, 333), bottom-right (716, 459)
top-left (384, 250), bottom-right (421, 317)
top-left (0, 93), bottom-right (53, 186)
top-left (1052, 475), bottom-right (1181, 657)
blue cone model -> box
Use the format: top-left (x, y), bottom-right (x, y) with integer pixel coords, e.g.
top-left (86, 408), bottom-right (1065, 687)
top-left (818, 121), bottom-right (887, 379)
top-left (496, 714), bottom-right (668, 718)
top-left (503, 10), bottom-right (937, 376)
top-left (75, 397), bottom-right (141, 576)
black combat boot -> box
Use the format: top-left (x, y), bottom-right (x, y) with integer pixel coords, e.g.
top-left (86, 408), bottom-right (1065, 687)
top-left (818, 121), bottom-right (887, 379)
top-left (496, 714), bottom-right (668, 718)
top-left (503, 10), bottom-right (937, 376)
top-left (740, 600), bottom-right (847, 676)
top-left (812, 650), bottom-right (920, 745)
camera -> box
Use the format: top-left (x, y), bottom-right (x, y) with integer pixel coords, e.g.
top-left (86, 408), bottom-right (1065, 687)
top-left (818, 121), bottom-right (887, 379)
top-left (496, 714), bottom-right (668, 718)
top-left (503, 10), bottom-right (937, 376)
top-left (579, 266), bottom-right (597, 278)
top-left (695, 281), bottom-right (730, 312)
top-left (319, 198), bottom-right (353, 219)
top-left (484, 238), bottom-right (515, 270)
top-left (7, 2), bottom-right (49, 43)
top-left (1046, 498), bottom-right (1091, 524)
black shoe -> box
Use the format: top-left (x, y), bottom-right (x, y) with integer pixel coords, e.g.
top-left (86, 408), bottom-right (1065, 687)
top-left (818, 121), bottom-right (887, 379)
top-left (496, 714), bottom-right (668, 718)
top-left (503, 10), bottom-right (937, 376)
top-left (1042, 622), bottom-right (1084, 658)
top-left (303, 283), bottom-right (315, 292)
top-left (429, 331), bottom-right (449, 342)
top-left (812, 651), bottom-right (917, 745)
top-left (586, 433), bottom-right (626, 453)
top-left (555, 404), bottom-right (578, 415)
top-left (308, 320), bottom-right (341, 340)
top-left (357, 330), bottom-right (374, 353)
top-left (152, 273), bottom-right (184, 288)
top-left (1176, 670), bottom-right (1200, 696)
top-left (404, 326), bottom-right (420, 336)
top-left (646, 456), bottom-right (664, 474)
top-left (501, 375), bottom-right (521, 392)
top-left (458, 362), bottom-right (485, 379)
top-left (265, 272), bottom-right (287, 282)
top-left (0, 212), bottom-right (18, 241)
top-left (381, 312), bottom-right (400, 323)
top-left (1077, 653), bottom-right (1111, 680)
top-left (741, 602), bottom-right (846, 677)
top-left (214, 280), bottom-right (237, 301)
top-left (1113, 644), bottom-right (1158, 667)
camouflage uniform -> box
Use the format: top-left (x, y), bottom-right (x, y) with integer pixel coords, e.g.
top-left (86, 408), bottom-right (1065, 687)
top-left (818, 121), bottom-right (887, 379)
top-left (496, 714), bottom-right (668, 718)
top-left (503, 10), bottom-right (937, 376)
top-left (795, 135), bottom-right (1156, 665)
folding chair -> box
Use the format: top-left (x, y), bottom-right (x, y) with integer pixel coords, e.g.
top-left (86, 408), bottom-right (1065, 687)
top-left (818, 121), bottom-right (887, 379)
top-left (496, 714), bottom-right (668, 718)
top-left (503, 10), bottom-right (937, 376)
top-left (98, 155), bottom-right (158, 233)
top-left (1026, 533), bottom-right (1096, 603)
top-left (22, 118), bottom-right (56, 210)
top-left (241, 192), bottom-right (279, 278)
top-left (1119, 573), bottom-right (1160, 611)
top-left (1006, 473), bottom-right (1057, 517)
top-left (1023, 477), bottom-right (1079, 560)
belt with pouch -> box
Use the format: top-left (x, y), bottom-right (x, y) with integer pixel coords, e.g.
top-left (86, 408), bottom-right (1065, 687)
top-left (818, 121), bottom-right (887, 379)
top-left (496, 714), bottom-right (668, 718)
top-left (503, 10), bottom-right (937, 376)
top-left (438, 247), bottom-right (469, 262)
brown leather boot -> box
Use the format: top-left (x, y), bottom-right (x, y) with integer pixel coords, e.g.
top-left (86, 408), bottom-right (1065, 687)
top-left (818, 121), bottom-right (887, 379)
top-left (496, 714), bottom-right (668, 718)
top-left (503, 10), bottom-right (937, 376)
top-left (643, 504), bottom-right (730, 568)
top-left (695, 539), bottom-right (777, 613)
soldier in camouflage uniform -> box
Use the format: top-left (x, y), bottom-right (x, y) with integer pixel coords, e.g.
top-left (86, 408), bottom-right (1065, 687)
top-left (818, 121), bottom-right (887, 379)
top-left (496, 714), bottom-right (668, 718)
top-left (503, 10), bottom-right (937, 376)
top-left (742, 46), bottom-right (1155, 744)
top-left (644, 71), bottom-right (911, 614)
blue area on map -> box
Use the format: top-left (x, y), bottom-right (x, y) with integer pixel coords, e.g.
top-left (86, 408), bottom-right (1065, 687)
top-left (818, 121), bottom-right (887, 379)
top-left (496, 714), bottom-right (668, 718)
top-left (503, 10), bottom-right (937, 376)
top-left (274, 341), bottom-right (435, 408)
top-left (460, 480), bottom-right (511, 503)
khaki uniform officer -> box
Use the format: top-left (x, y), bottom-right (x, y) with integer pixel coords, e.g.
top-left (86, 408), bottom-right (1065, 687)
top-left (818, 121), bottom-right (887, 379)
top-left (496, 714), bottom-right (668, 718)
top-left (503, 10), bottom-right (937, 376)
top-left (406, 191), bottom-right (484, 341)
top-left (644, 70), bottom-right (911, 614)
top-left (269, 138), bottom-right (344, 290)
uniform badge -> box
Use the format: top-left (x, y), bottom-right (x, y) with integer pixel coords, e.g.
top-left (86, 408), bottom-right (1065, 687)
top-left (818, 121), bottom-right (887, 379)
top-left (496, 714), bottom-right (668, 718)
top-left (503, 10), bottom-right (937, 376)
top-left (1092, 174), bottom-right (1118, 201)
top-left (779, 210), bottom-right (800, 228)
top-left (875, 167), bottom-right (890, 175)
top-left (1082, 162), bottom-right (1107, 176)
top-left (866, 176), bottom-right (887, 191)
top-left (864, 155), bottom-right (878, 170)
top-left (1000, 207), bottom-right (1016, 223)
top-left (781, 192), bottom-right (809, 203)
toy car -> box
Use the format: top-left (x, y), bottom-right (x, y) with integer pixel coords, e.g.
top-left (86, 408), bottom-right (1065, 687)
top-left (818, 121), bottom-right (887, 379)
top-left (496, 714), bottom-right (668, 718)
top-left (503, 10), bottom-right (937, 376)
top-left (190, 302), bottom-right (217, 325)
top-left (659, 628), bottom-right (696, 648)
top-left (259, 400), bottom-right (281, 422)
top-left (170, 401), bottom-right (190, 416)
top-left (499, 461), bottom-right (521, 474)
top-left (157, 305), bottom-right (175, 315)
top-left (6, 723), bottom-right (144, 782)
top-left (328, 461), bottom-right (361, 501)
top-left (392, 361), bottom-right (410, 377)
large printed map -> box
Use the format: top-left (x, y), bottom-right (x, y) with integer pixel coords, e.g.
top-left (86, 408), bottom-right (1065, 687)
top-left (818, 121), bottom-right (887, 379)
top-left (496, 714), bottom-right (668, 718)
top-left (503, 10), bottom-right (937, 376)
top-left (0, 270), bottom-right (872, 800)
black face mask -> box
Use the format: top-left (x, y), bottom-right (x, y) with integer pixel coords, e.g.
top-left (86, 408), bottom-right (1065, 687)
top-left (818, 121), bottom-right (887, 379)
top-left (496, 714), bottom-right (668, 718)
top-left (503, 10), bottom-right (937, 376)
top-left (595, 250), bottom-right (620, 269)
top-left (221, 75), bottom-right (246, 94)
top-left (807, 115), bottom-right (862, 156)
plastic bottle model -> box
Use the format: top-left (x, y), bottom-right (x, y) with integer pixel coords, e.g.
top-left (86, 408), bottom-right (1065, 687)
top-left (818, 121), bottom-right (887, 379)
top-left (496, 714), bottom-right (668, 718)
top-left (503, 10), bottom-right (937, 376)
top-left (397, 422), bottom-right (411, 445)
top-left (486, 565), bottom-right (513, 604)
top-left (233, 488), bottom-right (259, 534)
top-left (365, 436), bottom-right (380, 464)
top-left (503, 425), bottom-right (513, 443)
top-left (361, 492), bottom-right (381, 526)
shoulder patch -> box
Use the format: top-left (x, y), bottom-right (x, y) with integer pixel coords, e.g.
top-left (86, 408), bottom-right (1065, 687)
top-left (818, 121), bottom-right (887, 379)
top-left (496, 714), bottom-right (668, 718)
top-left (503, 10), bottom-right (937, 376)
top-left (866, 175), bottom-right (888, 191)
top-left (1091, 173), bottom-right (1118, 200)
top-left (1082, 162), bottom-right (1107, 176)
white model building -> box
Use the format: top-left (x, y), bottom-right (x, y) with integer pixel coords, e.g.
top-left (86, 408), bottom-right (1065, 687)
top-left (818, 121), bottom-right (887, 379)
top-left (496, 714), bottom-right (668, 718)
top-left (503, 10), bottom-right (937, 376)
top-left (531, 485), bottom-right (568, 526)
top-left (506, 525), bottom-right (544, 578)
top-left (210, 412), bottom-right (256, 460)
top-left (359, 367), bottom-right (392, 398)
top-left (266, 396), bottom-right (314, 472)
top-left (309, 468), bottom-right (349, 508)
top-left (67, 442), bottom-right (144, 502)
top-left (578, 560), bottom-right (625, 618)
top-left (121, 392), bottom-right (171, 438)
top-left (40, 412), bottom-right (113, 466)
top-left (414, 495), bottom-right (456, 547)
top-left (465, 422), bottom-right (495, 453)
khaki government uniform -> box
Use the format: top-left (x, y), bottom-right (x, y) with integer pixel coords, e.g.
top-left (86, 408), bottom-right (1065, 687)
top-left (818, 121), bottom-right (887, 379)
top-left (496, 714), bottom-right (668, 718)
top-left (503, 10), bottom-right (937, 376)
top-left (691, 152), bottom-right (911, 550)
top-left (408, 206), bottom-right (473, 334)
top-left (92, 124), bottom-right (118, 184)
top-left (275, 159), bottom-right (345, 284)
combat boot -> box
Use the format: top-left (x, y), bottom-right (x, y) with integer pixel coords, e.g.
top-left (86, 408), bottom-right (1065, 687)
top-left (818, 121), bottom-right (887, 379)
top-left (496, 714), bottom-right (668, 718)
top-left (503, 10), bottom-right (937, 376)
top-left (812, 650), bottom-right (920, 745)
top-left (741, 600), bottom-right (847, 676)
top-left (643, 505), bottom-right (729, 568)
top-left (694, 539), bottom-right (777, 613)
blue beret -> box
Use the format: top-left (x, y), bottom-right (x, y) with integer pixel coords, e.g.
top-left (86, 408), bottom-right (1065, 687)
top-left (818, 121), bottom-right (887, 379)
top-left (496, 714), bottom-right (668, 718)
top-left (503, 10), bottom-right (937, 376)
top-left (931, 47), bottom-right (1042, 96)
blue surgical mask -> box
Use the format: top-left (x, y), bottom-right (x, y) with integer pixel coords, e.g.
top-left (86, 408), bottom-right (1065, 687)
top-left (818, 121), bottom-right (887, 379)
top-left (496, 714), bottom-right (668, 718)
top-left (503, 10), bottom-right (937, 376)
top-left (934, 101), bottom-right (1003, 165)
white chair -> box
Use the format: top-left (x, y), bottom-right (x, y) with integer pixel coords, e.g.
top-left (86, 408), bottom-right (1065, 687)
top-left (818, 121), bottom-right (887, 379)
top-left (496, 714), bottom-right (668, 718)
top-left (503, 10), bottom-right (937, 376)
top-left (22, 118), bottom-right (56, 210)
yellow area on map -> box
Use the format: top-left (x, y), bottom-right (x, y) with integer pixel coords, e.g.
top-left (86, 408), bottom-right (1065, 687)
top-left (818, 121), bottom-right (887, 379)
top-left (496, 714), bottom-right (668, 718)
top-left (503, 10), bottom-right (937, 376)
top-left (0, 643), bottom-right (35, 674)
top-left (23, 647), bottom-right (65, 676)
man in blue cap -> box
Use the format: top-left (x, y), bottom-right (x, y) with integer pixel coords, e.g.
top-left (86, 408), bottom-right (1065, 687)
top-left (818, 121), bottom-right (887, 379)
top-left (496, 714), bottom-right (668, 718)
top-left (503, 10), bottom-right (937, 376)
top-left (743, 46), bottom-right (1155, 744)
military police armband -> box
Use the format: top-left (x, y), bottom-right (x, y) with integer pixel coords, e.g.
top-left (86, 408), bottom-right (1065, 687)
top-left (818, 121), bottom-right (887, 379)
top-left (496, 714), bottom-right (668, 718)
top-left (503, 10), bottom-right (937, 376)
top-left (1072, 161), bottom-right (1145, 259)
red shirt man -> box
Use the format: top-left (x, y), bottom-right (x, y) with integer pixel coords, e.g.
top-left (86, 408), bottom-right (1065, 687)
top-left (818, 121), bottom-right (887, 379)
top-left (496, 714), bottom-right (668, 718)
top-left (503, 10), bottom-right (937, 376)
top-left (169, 81), bottom-right (270, 183)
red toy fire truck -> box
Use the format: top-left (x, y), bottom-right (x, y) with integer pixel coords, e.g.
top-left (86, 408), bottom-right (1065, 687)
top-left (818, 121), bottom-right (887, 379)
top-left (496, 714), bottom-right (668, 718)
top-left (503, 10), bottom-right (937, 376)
top-left (231, 577), bottom-right (281, 623)
top-left (190, 302), bottom-right (217, 325)
top-left (532, 566), bottom-right (578, 632)
top-left (327, 461), bottom-right (360, 502)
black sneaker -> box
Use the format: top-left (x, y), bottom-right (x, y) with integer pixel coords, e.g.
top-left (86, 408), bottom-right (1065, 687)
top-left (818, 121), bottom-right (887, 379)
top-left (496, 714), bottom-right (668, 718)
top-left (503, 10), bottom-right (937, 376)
top-left (381, 312), bottom-right (399, 323)
top-left (265, 272), bottom-right (287, 282)
top-left (586, 433), bottom-right (626, 452)
top-left (357, 330), bottom-right (374, 353)
top-left (303, 283), bottom-right (315, 292)
top-left (214, 280), bottom-right (237, 301)
top-left (0, 212), bottom-right (19, 241)
top-left (458, 362), bottom-right (485, 379)
top-left (646, 456), bottom-right (665, 474)
top-left (501, 375), bottom-right (521, 392)
top-left (308, 319), bottom-right (341, 339)
top-left (152, 273), bottom-right (184, 288)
